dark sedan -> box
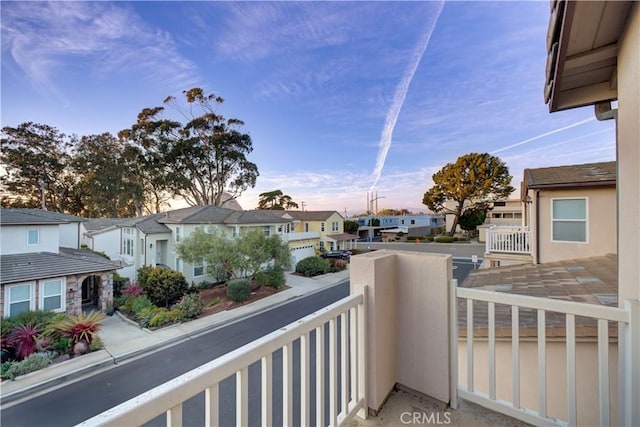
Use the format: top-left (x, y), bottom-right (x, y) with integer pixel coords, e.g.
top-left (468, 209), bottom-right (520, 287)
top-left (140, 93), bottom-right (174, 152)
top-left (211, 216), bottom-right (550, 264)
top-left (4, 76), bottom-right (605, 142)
top-left (321, 250), bottom-right (351, 260)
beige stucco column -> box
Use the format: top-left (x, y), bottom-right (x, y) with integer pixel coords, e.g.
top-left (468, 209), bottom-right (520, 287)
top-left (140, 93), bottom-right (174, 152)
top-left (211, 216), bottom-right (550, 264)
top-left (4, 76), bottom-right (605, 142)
top-left (617, 2), bottom-right (640, 305)
top-left (350, 250), bottom-right (453, 413)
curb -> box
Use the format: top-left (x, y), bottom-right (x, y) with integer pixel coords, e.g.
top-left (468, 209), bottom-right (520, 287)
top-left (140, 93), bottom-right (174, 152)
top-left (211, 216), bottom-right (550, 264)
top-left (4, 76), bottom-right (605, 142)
top-left (0, 279), bottom-right (348, 407)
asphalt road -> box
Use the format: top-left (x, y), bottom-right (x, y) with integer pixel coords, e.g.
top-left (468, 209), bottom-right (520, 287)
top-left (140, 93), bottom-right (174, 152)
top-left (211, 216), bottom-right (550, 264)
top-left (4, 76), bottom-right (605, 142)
top-left (357, 241), bottom-right (485, 259)
top-left (2, 261), bottom-right (474, 427)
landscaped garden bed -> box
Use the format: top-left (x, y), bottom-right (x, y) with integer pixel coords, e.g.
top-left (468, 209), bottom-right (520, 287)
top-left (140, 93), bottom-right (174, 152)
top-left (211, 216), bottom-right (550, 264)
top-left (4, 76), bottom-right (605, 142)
top-left (1, 310), bottom-right (105, 381)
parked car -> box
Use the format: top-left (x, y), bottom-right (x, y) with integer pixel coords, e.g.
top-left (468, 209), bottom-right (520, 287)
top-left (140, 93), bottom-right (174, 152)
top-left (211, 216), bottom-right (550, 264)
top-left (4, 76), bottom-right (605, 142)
top-left (321, 250), bottom-right (351, 261)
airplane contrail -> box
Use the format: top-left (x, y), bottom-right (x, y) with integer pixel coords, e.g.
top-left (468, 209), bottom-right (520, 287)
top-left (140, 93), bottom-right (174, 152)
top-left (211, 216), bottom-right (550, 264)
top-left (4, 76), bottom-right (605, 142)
top-left (369, 1), bottom-right (444, 190)
top-left (491, 117), bottom-right (596, 154)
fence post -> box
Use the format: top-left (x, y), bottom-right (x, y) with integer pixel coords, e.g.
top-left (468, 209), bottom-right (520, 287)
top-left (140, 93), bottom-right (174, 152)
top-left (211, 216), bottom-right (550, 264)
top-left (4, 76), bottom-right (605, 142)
top-left (449, 279), bottom-right (459, 409)
top-left (621, 299), bottom-right (640, 427)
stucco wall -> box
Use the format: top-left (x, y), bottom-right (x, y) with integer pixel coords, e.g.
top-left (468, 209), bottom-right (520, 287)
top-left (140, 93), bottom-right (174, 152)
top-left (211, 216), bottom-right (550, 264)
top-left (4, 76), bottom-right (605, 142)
top-left (350, 250), bottom-right (452, 412)
top-left (617, 2), bottom-right (640, 303)
top-left (458, 339), bottom-right (618, 426)
top-left (535, 187), bottom-right (616, 263)
top-left (1, 224), bottom-right (59, 255)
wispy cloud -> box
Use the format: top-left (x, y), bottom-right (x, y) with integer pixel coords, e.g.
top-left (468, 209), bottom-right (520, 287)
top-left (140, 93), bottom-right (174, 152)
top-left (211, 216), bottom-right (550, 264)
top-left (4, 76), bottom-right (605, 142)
top-left (369, 1), bottom-right (444, 190)
top-left (491, 117), bottom-right (597, 154)
top-left (1, 2), bottom-right (199, 96)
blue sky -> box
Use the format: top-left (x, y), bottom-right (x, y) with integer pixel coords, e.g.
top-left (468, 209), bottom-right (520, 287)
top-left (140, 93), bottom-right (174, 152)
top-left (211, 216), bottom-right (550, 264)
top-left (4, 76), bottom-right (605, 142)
top-left (1, 1), bottom-right (616, 215)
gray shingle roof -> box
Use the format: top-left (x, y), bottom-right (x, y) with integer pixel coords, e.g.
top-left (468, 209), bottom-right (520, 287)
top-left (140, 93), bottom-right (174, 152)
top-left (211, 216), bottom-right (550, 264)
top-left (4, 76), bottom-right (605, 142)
top-left (157, 206), bottom-right (237, 224)
top-left (121, 214), bottom-right (171, 234)
top-left (83, 218), bottom-right (126, 233)
top-left (1, 248), bottom-right (120, 285)
top-left (1, 209), bottom-right (69, 225)
top-left (281, 211), bottom-right (340, 221)
top-left (524, 161), bottom-right (616, 189)
top-left (223, 210), bottom-right (289, 225)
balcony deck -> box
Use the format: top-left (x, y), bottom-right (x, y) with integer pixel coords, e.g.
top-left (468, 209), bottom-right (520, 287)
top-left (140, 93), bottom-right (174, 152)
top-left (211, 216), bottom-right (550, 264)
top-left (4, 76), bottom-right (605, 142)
top-left (349, 386), bottom-right (531, 427)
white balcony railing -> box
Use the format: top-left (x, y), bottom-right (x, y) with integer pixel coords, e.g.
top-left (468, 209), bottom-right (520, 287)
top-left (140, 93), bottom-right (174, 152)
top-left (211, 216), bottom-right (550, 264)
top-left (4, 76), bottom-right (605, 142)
top-left (486, 225), bottom-right (532, 254)
top-left (452, 279), bottom-right (639, 427)
top-left (78, 291), bottom-right (367, 427)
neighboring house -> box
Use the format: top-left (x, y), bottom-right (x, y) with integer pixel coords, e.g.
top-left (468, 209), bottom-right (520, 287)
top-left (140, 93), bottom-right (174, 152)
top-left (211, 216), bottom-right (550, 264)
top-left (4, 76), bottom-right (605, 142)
top-left (477, 199), bottom-right (523, 243)
top-left (85, 206), bottom-right (293, 284)
top-left (284, 211), bottom-right (350, 252)
top-left (355, 214), bottom-right (444, 241)
top-left (484, 161), bottom-right (616, 267)
top-left (0, 209), bottom-right (118, 317)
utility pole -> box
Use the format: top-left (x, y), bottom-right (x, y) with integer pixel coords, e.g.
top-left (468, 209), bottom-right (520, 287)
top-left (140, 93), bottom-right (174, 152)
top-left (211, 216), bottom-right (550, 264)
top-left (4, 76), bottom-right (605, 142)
top-left (369, 193), bottom-right (385, 215)
top-left (300, 201), bottom-right (306, 211)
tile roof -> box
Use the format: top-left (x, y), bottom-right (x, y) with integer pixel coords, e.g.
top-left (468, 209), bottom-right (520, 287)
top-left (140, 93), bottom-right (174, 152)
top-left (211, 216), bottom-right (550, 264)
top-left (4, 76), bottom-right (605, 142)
top-left (524, 161), bottom-right (616, 189)
top-left (458, 254), bottom-right (617, 338)
top-left (1, 247), bottom-right (120, 285)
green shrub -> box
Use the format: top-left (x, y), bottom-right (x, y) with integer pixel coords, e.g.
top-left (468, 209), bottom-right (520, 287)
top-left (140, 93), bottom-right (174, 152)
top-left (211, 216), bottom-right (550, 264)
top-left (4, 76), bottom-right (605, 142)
top-left (197, 280), bottom-right (215, 289)
top-left (149, 309), bottom-right (183, 328)
top-left (227, 279), bottom-right (251, 302)
top-left (328, 259), bottom-right (347, 271)
top-left (89, 337), bottom-right (104, 351)
top-left (434, 236), bottom-right (455, 243)
top-left (112, 296), bottom-right (129, 310)
top-left (209, 297), bottom-right (221, 307)
top-left (52, 337), bottom-right (72, 354)
top-left (136, 265), bottom-right (154, 288)
top-left (1, 311), bottom-right (59, 334)
top-left (136, 306), bottom-right (161, 328)
top-left (1, 361), bottom-right (13, 380)
top-left (140, 267), bottom-right (188, 308)
top-left (173, 293), bottom-right (204, 320)
top-left (295, 257), bottom-right (331, 277)
top-left (255, 266), bottom-right (286, 289)
top-left (112, 273), bottom-right (129, 297)
top-left (3, 352), bottom-right (53, 380)
top-left (427, 236), bottom-right (435, 242)
top-left (131, 295), bottom-right (154, 315)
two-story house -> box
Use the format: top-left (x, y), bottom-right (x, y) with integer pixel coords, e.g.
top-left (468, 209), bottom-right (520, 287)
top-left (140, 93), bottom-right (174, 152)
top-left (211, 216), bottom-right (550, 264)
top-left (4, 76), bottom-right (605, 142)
top-left (283, 211), bottom-right (356, 252)
top-left (484, 161), bottom-right (616, 267)
top-left (0, 209), bottom-right (118, 317)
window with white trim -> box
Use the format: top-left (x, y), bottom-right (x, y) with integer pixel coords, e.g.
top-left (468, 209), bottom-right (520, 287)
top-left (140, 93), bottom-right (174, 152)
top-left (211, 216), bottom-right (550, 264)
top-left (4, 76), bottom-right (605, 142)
top-left (41, 279), bottom-right (65, 312)
top-left (552, 198), bottom-right (587, 242)
top-left (176, 227), bottom-right (181, 242)
top-left (140, 239), bottom-right (145, 255)
top-left (27, 229), bottom-right (39, 245)
top-left (263, 226), bottom-right (271, 237)
top-left (121, 228), bottom-right (134, 256)
top-left (193, 257), bottom-right (205, 277)
top-left (319, 241), bottom-right (325, 250)
top-left (176, 258), bottom-right (181, 272)
top-left (304, 223), bottom-right (309, 232)
top-left (331, 221), bottom-right (339, 232)
top-left (321, 223), bottom-right (325, 232)
top-left (5, 283), bottom-right (34, 317)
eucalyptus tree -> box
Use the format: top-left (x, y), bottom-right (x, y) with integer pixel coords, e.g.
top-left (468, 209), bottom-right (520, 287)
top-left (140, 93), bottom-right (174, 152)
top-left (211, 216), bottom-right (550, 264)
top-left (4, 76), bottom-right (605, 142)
top-left (131, 87), bottom-right (259, 207)
top-left (1, 122), bottom-right (78, 212)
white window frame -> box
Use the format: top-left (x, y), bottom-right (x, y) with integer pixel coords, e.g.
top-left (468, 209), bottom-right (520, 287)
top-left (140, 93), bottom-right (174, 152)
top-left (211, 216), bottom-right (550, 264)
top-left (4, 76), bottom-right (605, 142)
top-left (123, 236), bottom-right (134, 257)
top-left (39, 278), bottom-right (66, 313)
top-left (551, 197), bottom-right (589, 243)
top-left (305, 223), bottom-right (309, 232)
top-left (4, 282), bottom-right (35, 317)
top-left (263, 226), bottom-right (271, 237)
top-left (331, 221), bottom-right (339, 232)
top-left (27, 229), bottom-right (39, 246)
top-left (193, 257), bottom-right (205, 277)
top-left (319, 241), bottom-right (325, 250)
top-left (175, 258), bottom-right (181, 272)
top-left (176, 227), bottom-right (181, 242)
top-left (321, 223), bottom-right (325, 232)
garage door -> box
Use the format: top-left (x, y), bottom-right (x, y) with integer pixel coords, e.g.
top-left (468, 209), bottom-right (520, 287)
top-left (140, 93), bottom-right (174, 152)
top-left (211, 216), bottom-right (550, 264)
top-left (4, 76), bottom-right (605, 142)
top-left (290, 245), bottom-right (316, 269)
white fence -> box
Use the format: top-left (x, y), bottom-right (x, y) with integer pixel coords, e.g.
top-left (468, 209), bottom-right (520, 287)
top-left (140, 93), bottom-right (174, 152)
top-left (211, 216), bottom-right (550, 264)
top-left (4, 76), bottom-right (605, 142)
top-left (78, 292), bottom-right (367, 427)
top-left (451, 278), bottom-right (639, 426)
top-left (486, 226), bottom-right (532, 254)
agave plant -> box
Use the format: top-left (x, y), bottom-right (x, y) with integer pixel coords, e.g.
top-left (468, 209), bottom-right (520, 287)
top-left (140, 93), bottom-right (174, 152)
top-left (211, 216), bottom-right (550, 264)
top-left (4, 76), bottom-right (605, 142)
top-left (53, 311), bottom-right (105, 346)
top-left (6, 324), bottom-right (40, 360)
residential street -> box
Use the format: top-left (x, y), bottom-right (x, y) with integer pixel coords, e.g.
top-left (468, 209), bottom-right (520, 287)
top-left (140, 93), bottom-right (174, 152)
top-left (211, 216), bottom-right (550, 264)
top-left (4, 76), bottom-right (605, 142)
top-left (1, 284), bottom-right (350, 427)
top-left (357, 241), bottom-right (485, 260)
top-left (1, 260), bottom-right (473, 427)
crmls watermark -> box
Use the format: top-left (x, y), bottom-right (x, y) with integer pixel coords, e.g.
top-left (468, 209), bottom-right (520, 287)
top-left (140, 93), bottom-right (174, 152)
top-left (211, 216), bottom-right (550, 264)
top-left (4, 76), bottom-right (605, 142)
top-left (400, 410), bottom-right (452, 425)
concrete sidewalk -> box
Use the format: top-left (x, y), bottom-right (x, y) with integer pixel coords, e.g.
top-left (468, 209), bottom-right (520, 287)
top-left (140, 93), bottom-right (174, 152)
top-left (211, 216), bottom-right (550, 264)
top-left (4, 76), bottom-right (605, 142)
top-left (0, 270), bottom-right (349, 406)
